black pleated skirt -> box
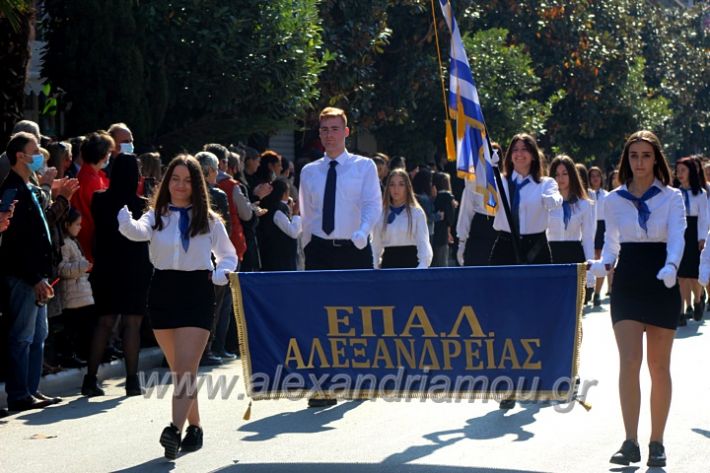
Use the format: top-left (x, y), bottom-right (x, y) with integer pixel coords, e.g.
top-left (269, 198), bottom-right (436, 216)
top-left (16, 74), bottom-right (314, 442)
top-left (147, 269), bottom-right (216, 331)
top-left (594, 220), bottom-right (606, 250)
top-left (464, 212), bottom-right (497, 266)
top-left (611, 243), bottom-right (680, 330)
top-left (381, 246), bottom-right (418, 269)
top-left (678, 216), bottom-right (699, 278)
top-left (549, 240), bottom-right (586, 264)
top-left (489, 231), bottom-right (552, 266)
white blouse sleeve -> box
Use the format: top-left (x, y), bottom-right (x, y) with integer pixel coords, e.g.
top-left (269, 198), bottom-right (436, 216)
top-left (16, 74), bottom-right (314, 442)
top-left (666, 190), bottom-right (686, 268)
top-left (541, 178), bottom-right (563, 210)
top-left (210, 218), bottom-right (238, 285)
top-left (371, 216), bottom-right (384, 269)
top-left (697, 191), bottom-right (709, 242)
top-left (117, 207), bottom-right (154, 242)
top-left (601, 195), bottom-right (620, 266)
top-left (456, 187), bottom-right (475, 241)
top-left (415, 208), bottom-right (433, 269)
top-left (273, 210), bottom-right (302, 239)
top-left (581, 201), bottom-right (596, 261)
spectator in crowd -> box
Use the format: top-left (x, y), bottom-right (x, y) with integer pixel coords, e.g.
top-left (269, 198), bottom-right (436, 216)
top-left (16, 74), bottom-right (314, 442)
top-left (106, 123), bottom-right (135, 178)
top-left (0, 132), bottom-right (78, 411)
top-left (372, 153), bottom-right (389, 188)
top-left (254, 150), bottom-right (283, 187)
top-left (215, 151), bottom-right (247, 262)
top-left (257, 178), bottom-right (302, 271)
top-left (138, 151), bottom-right (162, 199)
top-left (65, 136), bottom-right (86, 179)
top-left (72, 131), bottom-right (113, 262)
top-left (46, 141), bottom-right (73, 179)
top-left (432, 171), bottom-right (457, 266)
top-left (1, 120), bottom-right (42, 186)
top-left (412, 167), bottom-right (436, 238)
top-left (83, 154), bottom-right (152, 397)
top-left (118, 155), bottom-right (237, 458)
top-left (242, 146), bottom-right (261, 198)
top-left (203, 143), bottom-right (232, 185)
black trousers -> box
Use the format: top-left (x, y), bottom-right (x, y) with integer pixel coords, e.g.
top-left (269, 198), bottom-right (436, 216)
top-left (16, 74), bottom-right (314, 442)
top-left (304, 236), bottom-right (373, 270)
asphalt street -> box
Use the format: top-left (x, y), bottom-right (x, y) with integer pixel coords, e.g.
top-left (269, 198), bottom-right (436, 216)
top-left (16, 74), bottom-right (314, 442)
top-left (1, 294), bottom-right (708, 473)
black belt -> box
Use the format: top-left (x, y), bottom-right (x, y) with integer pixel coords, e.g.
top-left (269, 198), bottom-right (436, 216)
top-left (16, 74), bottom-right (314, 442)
top-left (312, 235), bottom-right (355, 248)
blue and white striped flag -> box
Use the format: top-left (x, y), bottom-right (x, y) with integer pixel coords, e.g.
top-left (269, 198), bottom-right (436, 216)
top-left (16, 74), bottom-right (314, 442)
top-left (438, 0), bottom-right (498, 213)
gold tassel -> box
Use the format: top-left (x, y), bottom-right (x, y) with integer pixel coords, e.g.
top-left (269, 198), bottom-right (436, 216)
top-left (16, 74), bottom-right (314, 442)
top-left (445, 119), bottom-right (456, 161)
top-left (577, 399), bottom-right (592, 411)
top-left (242, 401), bottom-right (252, 421)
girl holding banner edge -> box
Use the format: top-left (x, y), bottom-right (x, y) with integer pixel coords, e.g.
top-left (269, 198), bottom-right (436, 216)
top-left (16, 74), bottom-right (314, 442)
top-left (372, 169), bottom-right (433, 269)
top-left (118, 155), bottom-right (237, 460)
top-left (589, 131), bottom-right (685, 468)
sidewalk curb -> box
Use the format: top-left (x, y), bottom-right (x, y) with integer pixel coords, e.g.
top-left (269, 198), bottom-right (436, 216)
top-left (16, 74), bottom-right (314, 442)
top-left (0, 347), bottom-right (164, 408)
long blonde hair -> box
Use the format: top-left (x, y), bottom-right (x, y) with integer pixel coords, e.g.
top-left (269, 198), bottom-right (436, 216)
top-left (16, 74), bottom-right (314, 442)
top-left (381, 169), bottom-right (421, 237)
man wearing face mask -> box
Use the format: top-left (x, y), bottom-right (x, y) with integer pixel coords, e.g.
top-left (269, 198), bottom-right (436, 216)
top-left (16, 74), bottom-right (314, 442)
top-left (0, 132), bottom-right (78, 411)
top-left (106, 123), bottom-right (135, 179)
top-left (72, 131), bottom-right (113, 262)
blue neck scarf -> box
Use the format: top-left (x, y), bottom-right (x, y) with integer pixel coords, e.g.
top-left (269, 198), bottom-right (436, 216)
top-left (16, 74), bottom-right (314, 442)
top-left (680, 188), bottom-right (691, 215)
top-left (168, 205), bottom-right (192, 252)
top-left (387, 205), bottom-right (406, 224)
top-left (562, 200), bottom-right (573, 230)
top-left (616, 186), bottom-right (662, 233)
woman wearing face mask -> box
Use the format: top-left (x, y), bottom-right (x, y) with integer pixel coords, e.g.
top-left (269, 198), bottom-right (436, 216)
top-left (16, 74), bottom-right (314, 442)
top-left (71, 131), bottom-right (113, 262)
top-left (589, 131), bottom-right (685, 468)
top-left (254, 150), bottom-right (283, 187)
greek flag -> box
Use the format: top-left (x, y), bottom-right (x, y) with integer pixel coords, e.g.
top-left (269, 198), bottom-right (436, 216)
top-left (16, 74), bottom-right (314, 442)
top-left (438, 0), bottom-right (498, 213)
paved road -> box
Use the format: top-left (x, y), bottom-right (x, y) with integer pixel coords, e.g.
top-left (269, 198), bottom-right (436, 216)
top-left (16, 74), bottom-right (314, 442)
top-left (1, 296), bottom-right (709, 473)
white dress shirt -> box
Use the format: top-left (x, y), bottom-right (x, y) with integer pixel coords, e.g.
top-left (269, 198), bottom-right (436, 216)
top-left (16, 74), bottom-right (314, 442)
top-left (601, 180), bottom-right (686, 267)
top-left (590, 188), bottom-right (608, 221)
top-left (273, 202), bottom-right (302, 239)
top-left (298, 150), bottom-right (382, 246)
top-left (493, 172), bottom-right (563, 234)
top-left (678, 187), bottom-right (709, 241)
top-left (547, 198), bottom-right (597, 260)
top-left (372, 206), bottom-right (433, 269)
top-left (117, 207), bottom-right (238, 285)
top-left (456, 179), bottom-right (494, 241)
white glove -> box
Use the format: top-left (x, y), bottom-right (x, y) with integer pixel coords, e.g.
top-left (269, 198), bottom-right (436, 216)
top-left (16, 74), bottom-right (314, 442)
top-left (699, 265), bottom-right (710, 287)
top-left (457, 241), bottom-right (466, 266)
top-left (117, 205), bottom-right (132, 225)
top-left (351, 230), bottom-right (368, 250)
top-left (212, 269), bottom-right (230, 286)
top-left (656, 264), bottom-right (677, 289)
top-left (588, 260), bottom-right (608, 279)
top-left (586, 271), bottom-right (595, 288)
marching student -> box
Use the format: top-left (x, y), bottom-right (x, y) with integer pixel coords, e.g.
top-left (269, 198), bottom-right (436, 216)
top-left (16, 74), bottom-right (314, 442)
top-left (588, 166), bottom-right (609, 306)
top-left (489, 133), bottom-right (562, 411)
top-left (257, 177), bottom-right (302, 271)
top-left (431, 171), bottom-right (456, 266)
top-left (673, 157), bottom-right (708, 324)
top-left (589, 131), bottom-right (685, 468)
top-left (372, 169), bottom-right (432, 269)
top-left (118, 155), bottom-right (237, 459)
top-left (547, 156), bottom-right (596, 291)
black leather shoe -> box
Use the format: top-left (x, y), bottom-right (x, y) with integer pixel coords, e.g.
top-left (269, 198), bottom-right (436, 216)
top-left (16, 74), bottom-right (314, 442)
top-left (33, 391), bottom-right (62, 405)
top-left (0, 408), bottom-right (8, 418)
top-left (199, 353), bottom-right (222, 366)
top-left (593, 293), bottom-right (601, 307)
top-left (693, 302), bottom-right (704, 322)
top-left (181, 425), bottom-right (203, 452)
top-left (159, 423), bottom-right (181, 460)
top-left (609, 440), bottom-right (641, 465)
top-left (81, 374), bottom-right (105, 397)
top-left (7, 396), bottom-right (52, 412)
top-left (307, 398), bottom-right (337, 408)
top-left (647, 441), bottom-right (666, 467)
top-left (499, 399), bottom-right (516, 410)
top-left (678, 312), bottom-right (688, 327)
top-left (125, 374), bottom-right (144, 397)
top-left (217, 350), bottom-right (238, 361)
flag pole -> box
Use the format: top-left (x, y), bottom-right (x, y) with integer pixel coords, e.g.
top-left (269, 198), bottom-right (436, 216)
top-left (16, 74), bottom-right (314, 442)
top-left (484, 131), bottom-right (522, 264)
top-left (430, 0), bottom-right (456, 161)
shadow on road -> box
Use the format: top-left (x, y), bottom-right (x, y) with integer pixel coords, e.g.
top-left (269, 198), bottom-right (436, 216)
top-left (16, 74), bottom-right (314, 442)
top-left (675, 321), bottom-right (704, 339)
top-left (14, 396), bottom-right (124, 425)
top-left (381, 403), bottom-right (544, 465)
top-left (238, 400), bottom-right (365, 441)
top-left (209, 463), bottom-right (548, 473)
top-left (111, 457), bottom-right (176, 473)
top-left (692, 427), bottom-right (710, 439)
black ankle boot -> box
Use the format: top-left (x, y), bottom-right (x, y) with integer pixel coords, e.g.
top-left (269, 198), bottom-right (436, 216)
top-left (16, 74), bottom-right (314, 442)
top-left (181, 425), bottom-right (203, 452)
top-left (125, 374), bottom-right (143, 397)
top-left (159, 423), bottom-right (181, 460)
top-left (81, 375), bottom-right (105, 397)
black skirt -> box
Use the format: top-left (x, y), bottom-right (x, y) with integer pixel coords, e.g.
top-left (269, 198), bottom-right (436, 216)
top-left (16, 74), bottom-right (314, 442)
top-left (611, 243), bottom-right (680, 330)
top-left (678, 216), bottom-right (699, 278)
top-left (381, 246), bottom-right (418, 269)
top-left (147, 269), bottom-right (216, 331)
top-left (489, 231), bottom-right (552, 266)
top-left (594, 220), bottom-right (606, 250)
top-left (464, 212), bottom-right (497, 266)
top-left (549, 240), bottom-right (586, 264)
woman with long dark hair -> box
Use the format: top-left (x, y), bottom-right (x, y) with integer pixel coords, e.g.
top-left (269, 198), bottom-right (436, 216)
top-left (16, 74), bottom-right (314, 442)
top-left (673, 157), bottom-right (708, 324)
top-left (118, 155), bottom-right (237, 459)
top-left (590, 131), bottom-right (685, 468)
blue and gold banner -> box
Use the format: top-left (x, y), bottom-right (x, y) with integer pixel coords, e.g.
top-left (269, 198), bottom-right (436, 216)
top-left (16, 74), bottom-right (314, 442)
top-left (230, 264), bottom-right (584, 402)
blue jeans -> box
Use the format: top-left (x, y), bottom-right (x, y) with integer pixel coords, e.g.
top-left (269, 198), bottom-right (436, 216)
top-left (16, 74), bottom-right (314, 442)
top-left (4, 276), bottom-right (48, 401)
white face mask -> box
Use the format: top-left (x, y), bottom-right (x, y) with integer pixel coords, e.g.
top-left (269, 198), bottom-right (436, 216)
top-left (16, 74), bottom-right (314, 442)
top-left (101, 155), bottom-right (111, 169)
top-left (120, 142), bottom-right (134, 154)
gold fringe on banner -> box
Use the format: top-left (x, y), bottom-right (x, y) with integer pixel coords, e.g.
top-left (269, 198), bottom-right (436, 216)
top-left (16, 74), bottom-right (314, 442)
top-left (445, 119), bottom-right (456, 162)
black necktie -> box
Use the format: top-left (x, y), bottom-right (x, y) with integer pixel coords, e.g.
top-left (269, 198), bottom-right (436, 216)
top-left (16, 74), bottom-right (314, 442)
top-left (322, 160), bottom-right (338, 234)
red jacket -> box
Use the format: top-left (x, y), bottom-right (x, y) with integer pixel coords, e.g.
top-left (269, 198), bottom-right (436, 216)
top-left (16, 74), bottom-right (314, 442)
top-left (72, 165), bottom-right (109, 262)
top-left (217, 177), bottom-right (247, 260)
